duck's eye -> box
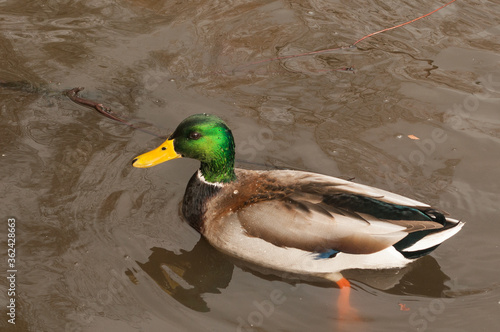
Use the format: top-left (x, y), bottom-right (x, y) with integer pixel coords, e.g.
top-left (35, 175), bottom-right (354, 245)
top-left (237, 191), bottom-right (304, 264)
top-left (189, 132), bottom-right (201, 140)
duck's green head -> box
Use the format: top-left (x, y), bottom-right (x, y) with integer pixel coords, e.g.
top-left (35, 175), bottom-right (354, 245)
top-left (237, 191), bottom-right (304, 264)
top-left (132, 114), bottom-right (236, 183)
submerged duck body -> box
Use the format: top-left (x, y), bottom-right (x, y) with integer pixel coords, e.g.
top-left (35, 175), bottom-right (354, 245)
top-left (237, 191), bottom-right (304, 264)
top-left (133, 114), bottom-right (464, 282)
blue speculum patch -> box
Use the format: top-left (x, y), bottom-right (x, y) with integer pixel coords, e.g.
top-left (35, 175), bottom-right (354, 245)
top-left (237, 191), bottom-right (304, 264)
top-left (314, 249), bottom-right (339, 259)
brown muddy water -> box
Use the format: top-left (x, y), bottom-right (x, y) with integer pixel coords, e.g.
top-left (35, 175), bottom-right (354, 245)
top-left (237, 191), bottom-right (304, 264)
top-left (1, 0), bottom-right (500, 331)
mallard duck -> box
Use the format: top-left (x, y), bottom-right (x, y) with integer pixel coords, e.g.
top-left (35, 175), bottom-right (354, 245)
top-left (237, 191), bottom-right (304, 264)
top-left (132, 114), bottom-right (464, 292)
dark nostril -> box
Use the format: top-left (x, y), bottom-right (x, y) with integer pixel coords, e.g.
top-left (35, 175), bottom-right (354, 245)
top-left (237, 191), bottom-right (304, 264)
top-left (161, 147), bottom-right (166, 150)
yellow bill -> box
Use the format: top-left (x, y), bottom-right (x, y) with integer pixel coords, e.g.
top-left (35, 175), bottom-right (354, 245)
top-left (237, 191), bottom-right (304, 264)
top-left (132, 139), bottom-right (181, 168)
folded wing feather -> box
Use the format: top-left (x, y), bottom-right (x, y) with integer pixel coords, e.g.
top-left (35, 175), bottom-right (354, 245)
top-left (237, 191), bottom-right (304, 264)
top-left (237, 174), bottom-right (444, 255)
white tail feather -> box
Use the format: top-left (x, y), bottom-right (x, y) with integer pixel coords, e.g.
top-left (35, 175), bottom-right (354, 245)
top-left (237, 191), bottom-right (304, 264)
top-left (403, 219), bottom-right (464, 252)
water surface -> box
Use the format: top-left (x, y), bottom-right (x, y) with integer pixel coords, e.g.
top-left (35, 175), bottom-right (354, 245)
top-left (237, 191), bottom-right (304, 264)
top-left (1, 0), bottom-right (500, 331)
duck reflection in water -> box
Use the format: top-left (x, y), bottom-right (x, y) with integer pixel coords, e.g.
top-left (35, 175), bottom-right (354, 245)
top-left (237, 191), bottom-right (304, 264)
top-left (136, 238), bottom-right (234, 312)
top-left (136, 237), bottom-right (454, 315)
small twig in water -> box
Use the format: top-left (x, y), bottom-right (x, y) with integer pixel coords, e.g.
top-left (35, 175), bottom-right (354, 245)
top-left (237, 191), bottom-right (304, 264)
top-left (65, 87), bottom-right (167, 139)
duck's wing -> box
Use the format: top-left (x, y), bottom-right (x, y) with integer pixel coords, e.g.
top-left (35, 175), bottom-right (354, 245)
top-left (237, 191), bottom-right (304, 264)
top-left (237, 170), bottom-right (456, 255)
